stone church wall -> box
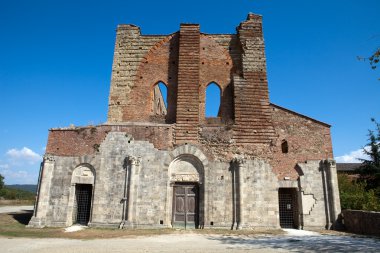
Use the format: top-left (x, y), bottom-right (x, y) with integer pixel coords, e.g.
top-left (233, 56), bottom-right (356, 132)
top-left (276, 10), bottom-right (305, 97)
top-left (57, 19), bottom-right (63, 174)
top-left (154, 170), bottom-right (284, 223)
top-left (29, 13), bottom-right (341, 230)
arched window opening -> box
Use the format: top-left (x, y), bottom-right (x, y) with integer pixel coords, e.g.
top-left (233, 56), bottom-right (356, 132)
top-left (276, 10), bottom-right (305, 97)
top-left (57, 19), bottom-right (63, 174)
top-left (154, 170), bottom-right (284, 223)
top-left (281, 140), bottom-right (289, 154)
top-left (152, 81), bottom-right (168, 116)
top-left (205, 82), bottom-right (221, 118)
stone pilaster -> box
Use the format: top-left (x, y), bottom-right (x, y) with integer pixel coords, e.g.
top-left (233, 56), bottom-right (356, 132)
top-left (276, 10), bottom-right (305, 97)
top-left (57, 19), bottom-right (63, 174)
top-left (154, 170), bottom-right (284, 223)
top-left (27, 155), bottom-right (55, 228)
top-left (324, 159), bottom-right (342, 229)
top-left (125, 155), bottom-right (142, 227)
top-left (232, 157), bottom-right (247, 229)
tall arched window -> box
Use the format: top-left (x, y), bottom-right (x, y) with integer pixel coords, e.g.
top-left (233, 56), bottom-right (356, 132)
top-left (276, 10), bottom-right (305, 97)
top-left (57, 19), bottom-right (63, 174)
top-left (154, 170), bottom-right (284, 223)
top-left (205, 82), bottom-right (221, 118)
top-left (152, 81), bottom-right (168, 116)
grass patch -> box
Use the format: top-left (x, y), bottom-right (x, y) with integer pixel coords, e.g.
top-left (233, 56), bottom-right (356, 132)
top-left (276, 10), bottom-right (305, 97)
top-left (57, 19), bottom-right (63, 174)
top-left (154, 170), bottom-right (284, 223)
top-left (0, 212), bottom-right (63, 238)
top-left (0, 210), bottom-right (285, 239)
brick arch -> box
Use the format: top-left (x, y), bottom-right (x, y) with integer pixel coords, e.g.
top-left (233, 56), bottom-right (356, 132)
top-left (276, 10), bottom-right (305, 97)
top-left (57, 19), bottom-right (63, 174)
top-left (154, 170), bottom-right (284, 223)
top-left (130, 33), bottom-right (179, 123)
top-left (164, 144), bottom-right (209, 168)
top-left (144, 33), bottom-right (177, 60)
top-left (199, 35), bottom-right (234, 123)
top-left (199, 35), bottom-right (233, 90)
top-left (205, 81), bottom-right (222, 91)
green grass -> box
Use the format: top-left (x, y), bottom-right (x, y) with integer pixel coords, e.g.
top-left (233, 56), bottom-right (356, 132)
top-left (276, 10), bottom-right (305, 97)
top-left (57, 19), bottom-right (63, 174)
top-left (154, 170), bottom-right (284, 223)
top-left (0, 210), bottom-right (288, 239)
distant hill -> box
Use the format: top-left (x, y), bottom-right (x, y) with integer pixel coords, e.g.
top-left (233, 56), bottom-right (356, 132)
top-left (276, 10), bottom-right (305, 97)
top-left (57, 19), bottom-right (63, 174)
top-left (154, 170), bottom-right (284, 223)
top-left (5, 184), bottom-right (37, 193)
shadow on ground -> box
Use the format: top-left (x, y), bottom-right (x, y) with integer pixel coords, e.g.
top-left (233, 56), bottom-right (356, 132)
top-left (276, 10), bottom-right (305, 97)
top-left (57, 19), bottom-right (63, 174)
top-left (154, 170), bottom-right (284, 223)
top-left (10, 211), bottom-right (33, 225)
top-left (207, 234), bottom-right (380, 252)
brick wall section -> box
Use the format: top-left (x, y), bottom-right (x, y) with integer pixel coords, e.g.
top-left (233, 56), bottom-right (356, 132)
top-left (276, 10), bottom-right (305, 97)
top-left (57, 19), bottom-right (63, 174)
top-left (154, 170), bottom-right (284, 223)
top-left (67, 15), bottom-right (333, 180)
top-left (128, 34), bottom-right (179, 123)
top-left (271, 104), bottom-right (333, 180)
top-left (107, 24), bottom-right (166, 122)
top-left (45, 124), bottom-right (173, 156)
top-left (175, 24), bottom-right (201, 144)
top-left (46, 103), bottom-right (332, 181)
top-left (198, 35), bottom-right (235, 123)
top-left (233, 13), bottom-right (275, 144)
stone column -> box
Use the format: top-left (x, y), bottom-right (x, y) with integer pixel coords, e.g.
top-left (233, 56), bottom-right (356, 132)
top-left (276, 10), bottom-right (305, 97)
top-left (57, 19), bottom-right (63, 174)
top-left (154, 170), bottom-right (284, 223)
top-left (125, 155), bottom-right (141, 227)
top-left (233, 157), bottom-right (246, 229)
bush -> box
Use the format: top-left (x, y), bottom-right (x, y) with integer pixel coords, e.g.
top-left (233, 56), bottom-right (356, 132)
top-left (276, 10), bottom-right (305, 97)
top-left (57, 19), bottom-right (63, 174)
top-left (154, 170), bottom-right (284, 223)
top-left (338, 174), bottom-right (380, 211)
top-left (0, 174), bottom-right (4, 190)
top-left (0, 187), bottom-right (35, 200)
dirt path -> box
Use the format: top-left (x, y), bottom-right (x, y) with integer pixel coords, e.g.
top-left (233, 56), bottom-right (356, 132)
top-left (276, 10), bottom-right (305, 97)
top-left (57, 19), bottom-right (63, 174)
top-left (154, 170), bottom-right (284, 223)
top-left (0, 206), bottom-right (34, 214)
top-left (1, 234), bottom-right (284, 253)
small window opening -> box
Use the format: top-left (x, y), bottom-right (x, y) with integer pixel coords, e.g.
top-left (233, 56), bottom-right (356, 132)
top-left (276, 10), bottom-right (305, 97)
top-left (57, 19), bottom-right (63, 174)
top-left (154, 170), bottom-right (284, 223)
top-left (152, 82), bottom-right (168, 116)
top-left (281, 140), bottom-right (289, 154)
top-left (205, 82), bottom-right (221, 117)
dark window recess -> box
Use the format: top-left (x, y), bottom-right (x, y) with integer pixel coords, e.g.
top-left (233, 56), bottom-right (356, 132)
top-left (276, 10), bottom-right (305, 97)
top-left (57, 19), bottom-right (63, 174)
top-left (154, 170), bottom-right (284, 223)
top-left (281, 140), bottom-right (289, 154)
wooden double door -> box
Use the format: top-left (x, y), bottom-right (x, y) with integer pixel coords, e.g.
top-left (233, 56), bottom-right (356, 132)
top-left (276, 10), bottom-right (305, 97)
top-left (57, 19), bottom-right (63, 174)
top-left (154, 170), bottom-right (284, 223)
top-left (172, 184), bottom-right (199, 229)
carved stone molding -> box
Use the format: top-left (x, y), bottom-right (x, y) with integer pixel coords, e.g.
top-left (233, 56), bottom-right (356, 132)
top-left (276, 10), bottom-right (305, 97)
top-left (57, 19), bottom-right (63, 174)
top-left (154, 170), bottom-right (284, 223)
top-left (324, 159), bottom-right (336, 167)
top-left (232, 156), bottom-right (246, 166)
top-left (126, 155), bottom-right (142, 166)
top-left (170, 173), bottom-right (200, 182)
top-left (44, 154), bottom-right (55, 162)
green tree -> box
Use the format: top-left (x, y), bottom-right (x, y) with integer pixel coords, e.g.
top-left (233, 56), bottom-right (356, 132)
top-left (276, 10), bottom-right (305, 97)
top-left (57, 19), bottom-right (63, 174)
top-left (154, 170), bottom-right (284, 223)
top-left (356, 118), bottom-right (380, 198)
top-left (368, 48), bottom-right (380, 70)
top-left (338, 174), bottom-right (380, 211)
top-left (0, 173), bottom-right (4, 190)
top-left (358, 48), bottom-right (379, 80)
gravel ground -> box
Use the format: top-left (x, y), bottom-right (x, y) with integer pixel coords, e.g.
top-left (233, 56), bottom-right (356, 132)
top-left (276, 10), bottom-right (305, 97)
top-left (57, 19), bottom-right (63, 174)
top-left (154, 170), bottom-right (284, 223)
top-left (1, 231), bottom-right (380, 253)
top-left (1, 206), bottom-right (379, 252)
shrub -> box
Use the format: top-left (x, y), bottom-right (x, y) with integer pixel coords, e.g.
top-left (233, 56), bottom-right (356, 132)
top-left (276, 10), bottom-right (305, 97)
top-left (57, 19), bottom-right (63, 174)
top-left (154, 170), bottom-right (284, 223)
top-left (338, 174), bottom-right (380, 211)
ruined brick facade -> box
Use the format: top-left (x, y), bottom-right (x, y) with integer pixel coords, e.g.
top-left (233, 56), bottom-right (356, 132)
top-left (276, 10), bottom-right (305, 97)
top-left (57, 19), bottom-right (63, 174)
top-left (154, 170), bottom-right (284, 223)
top-left (29, 13), bottom-right (341, 230)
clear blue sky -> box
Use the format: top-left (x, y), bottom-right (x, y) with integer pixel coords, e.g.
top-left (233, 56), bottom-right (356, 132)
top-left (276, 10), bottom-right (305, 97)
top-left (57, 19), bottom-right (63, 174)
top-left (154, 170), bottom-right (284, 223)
top-left (0, 0), bottom-right (379, 184)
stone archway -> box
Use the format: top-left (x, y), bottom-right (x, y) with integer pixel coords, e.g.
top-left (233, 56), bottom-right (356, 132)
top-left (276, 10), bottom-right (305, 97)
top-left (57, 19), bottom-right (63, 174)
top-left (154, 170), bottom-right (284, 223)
top-left (169, 155), bottom-right (203, 183)
top-left (66, 164), bottom-right (95, 226)
top-left (169, 155), bottom-right (204, 229)
top-left (164, 144), bottom-right (209, 229)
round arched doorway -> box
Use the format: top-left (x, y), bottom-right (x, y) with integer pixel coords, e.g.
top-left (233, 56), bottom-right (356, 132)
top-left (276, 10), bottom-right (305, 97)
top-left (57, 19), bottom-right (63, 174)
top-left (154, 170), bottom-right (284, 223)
top-left (168, 154), bottom-right (204, 229)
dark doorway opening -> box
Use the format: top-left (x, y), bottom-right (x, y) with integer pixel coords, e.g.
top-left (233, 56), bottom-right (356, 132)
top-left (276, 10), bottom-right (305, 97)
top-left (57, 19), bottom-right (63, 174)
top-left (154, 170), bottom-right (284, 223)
top-left (172, 183), bottom-right (199, 229)
top-left (278, 188), bottom-right (299, 228)
top-left (75, 184), bottom-right (92, 225)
